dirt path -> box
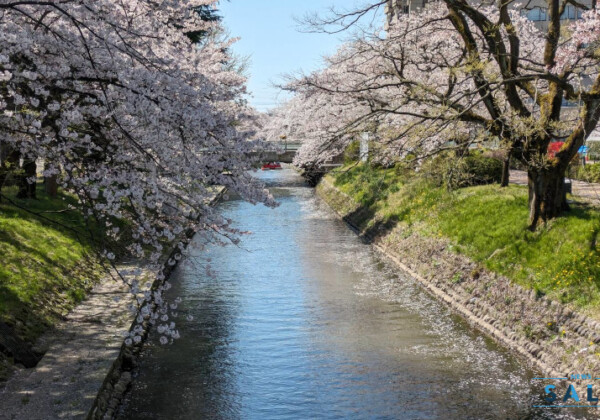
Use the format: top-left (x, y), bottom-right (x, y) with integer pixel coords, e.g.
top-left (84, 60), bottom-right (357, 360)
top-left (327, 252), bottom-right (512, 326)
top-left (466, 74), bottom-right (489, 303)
top-left (510, 169), bottom-right (600, 205)
top-left (0, 265), bottom-right (140, 420)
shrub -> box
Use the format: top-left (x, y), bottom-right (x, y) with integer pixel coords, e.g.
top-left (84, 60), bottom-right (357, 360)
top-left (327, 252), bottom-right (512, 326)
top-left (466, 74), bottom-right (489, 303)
top-left (462, 153), bottom-right (504, 186)
top-left (588, 142), bottom-right (600, 161)
top-left (576, 163), bottom-right (600, 184)
top-left (393, 160), bottom-right (415, 178)
top-left (482, 148), bottom-right (507, 162)
top-left (343, 140), bottom-right (360, 164)
top-left (421, 151), bottom-right (503, 189)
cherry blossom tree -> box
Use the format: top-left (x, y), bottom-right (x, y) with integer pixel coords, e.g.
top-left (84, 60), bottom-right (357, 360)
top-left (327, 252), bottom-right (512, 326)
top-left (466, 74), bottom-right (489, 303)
top-left (0, 0), bottom-right (274, 344)
top-left (284, 0), bottom-right (600, 229)
top-left (280, 10), bottom-right (492, 177)
top-left (259, 92), bottom-right (360, 164)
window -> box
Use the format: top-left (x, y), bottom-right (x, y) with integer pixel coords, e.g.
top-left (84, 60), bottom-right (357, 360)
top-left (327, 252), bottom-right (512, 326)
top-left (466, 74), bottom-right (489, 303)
top-left (526, 7), bottom-right (547, 21)
top-left (560, 5), bottom-right (577, 20)
top-left (561, 98), bottom-right (578, 107)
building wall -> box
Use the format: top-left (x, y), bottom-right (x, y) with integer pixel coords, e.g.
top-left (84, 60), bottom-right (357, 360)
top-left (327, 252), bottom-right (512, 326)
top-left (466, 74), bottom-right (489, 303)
top-left (385, 0), bottom-right (593, 31)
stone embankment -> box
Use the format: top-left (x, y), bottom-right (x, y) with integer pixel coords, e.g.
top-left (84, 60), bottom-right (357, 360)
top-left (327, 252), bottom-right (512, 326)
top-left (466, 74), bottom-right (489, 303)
top-left (0, 264), bottom-right (141, 420)
top-left (89, 186), bottom-right (226, 419)
top-left (0, 188), bottom-right (225, 420)
top-left (317, 176), bottom-right (600, 378)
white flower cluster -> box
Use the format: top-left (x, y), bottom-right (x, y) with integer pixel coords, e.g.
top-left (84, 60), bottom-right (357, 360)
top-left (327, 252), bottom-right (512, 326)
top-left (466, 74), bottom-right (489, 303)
top-left (268, 2), bottom-right (591, 170)
top-left (0, 0), bottom-right (278, 342)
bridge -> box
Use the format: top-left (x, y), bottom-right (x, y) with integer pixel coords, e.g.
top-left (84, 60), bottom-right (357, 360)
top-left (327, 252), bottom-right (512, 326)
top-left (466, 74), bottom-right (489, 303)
top-left (254, 142), bottom-right (302, 164)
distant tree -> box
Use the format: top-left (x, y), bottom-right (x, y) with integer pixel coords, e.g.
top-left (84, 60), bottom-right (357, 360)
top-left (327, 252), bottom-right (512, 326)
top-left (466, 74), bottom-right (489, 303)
top-left (284, 1), bottom-right (600, 230)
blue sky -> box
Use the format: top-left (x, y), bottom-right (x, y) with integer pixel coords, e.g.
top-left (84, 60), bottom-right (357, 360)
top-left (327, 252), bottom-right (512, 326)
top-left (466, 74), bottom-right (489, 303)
top-left (219, 1), bottom-right (382, 112)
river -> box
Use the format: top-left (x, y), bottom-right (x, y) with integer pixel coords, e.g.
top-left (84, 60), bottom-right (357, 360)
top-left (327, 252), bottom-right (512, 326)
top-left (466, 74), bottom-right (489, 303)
top-left (119, 169), bottom-right (586, 419)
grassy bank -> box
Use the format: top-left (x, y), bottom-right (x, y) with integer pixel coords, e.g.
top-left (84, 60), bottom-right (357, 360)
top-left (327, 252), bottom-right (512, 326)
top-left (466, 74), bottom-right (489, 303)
top-left (0, 185), bottom-right (104, 379)
top-left (329, 164), bottom-right (600, 313)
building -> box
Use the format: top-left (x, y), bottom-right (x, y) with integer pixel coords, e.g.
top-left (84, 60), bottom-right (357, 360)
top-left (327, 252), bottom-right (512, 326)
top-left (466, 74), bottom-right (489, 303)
top-left (385, 0), bottom-right (592, 31)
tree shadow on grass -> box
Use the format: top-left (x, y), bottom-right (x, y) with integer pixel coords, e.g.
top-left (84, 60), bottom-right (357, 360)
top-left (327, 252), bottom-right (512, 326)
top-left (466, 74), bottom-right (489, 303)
top-left (0, 286), bottom-right (46, 368)
top-left (342, 202), bottom-right (400, 244)
top-left (568, 202), bottom-right (600, 220)
top-left (0, 214), bottom-right (103, 372)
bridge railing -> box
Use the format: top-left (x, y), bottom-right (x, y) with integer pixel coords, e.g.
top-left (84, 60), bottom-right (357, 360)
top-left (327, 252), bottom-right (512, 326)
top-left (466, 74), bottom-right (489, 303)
top-left (282, 143), bottom-right (302, 152)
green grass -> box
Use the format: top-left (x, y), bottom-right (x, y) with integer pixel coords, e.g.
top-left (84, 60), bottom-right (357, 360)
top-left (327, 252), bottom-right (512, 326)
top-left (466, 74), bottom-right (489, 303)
top-left (0, 184), bottom-right (104, 345)
top-left (330, 164), bottom-right (600, 313)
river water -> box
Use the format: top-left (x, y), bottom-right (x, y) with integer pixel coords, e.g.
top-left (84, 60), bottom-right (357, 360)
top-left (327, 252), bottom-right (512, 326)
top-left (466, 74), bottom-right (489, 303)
top-left (119, 169), bottom-right (587, 419)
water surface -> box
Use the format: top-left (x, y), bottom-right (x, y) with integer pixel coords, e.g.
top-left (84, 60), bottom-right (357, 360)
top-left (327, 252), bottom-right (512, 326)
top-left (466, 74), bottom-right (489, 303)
top-left (120, 169), bottom-right (584, 419)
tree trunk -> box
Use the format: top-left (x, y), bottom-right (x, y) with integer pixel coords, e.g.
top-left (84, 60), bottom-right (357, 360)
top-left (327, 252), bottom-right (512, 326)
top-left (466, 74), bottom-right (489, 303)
top-left (44, 175), bottom-right (58, 198)
top-left (0, 142), bottom-right (8, 201)
top-left (0, 145), bottom-right (20, 202)
top-left (527, 168), bottom-right (569, 230)
top-left (17, 159), bottom-right (37, 199)
top-left (0, 151), bottom-right (5, 203)
top-left (0, 170), bottom-right (5, 202)
top-left (42, 160), bottom-right (59, 198)
top-left (501, 156), bottom-right (510, 187)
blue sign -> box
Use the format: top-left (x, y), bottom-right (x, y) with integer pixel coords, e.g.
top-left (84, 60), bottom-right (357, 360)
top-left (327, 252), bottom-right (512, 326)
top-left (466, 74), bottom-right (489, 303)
top-left (579, 146), bottom-right (589, 155)
top-left (534, 374), bottom-right (600, 409)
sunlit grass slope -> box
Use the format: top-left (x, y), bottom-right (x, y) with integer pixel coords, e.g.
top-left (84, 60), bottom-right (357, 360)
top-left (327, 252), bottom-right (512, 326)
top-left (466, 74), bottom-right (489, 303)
top-left (0, 184), bottom-right (103, 377)
top-left (330, 164), bottom-right (600, 312)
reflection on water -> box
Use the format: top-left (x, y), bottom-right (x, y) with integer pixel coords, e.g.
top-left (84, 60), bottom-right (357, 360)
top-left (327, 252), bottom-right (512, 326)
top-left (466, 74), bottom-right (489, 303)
top-left (119, 169), bottom-right (585, 419)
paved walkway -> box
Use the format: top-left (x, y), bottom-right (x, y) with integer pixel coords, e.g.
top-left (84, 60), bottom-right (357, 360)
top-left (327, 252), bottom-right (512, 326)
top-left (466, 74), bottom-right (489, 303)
top-left (510, 170), bottom-right (600, 205)
top-left (0, 188), bottom-right (225, 419)
top-left (0, 265), bottom-right (140, 420)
